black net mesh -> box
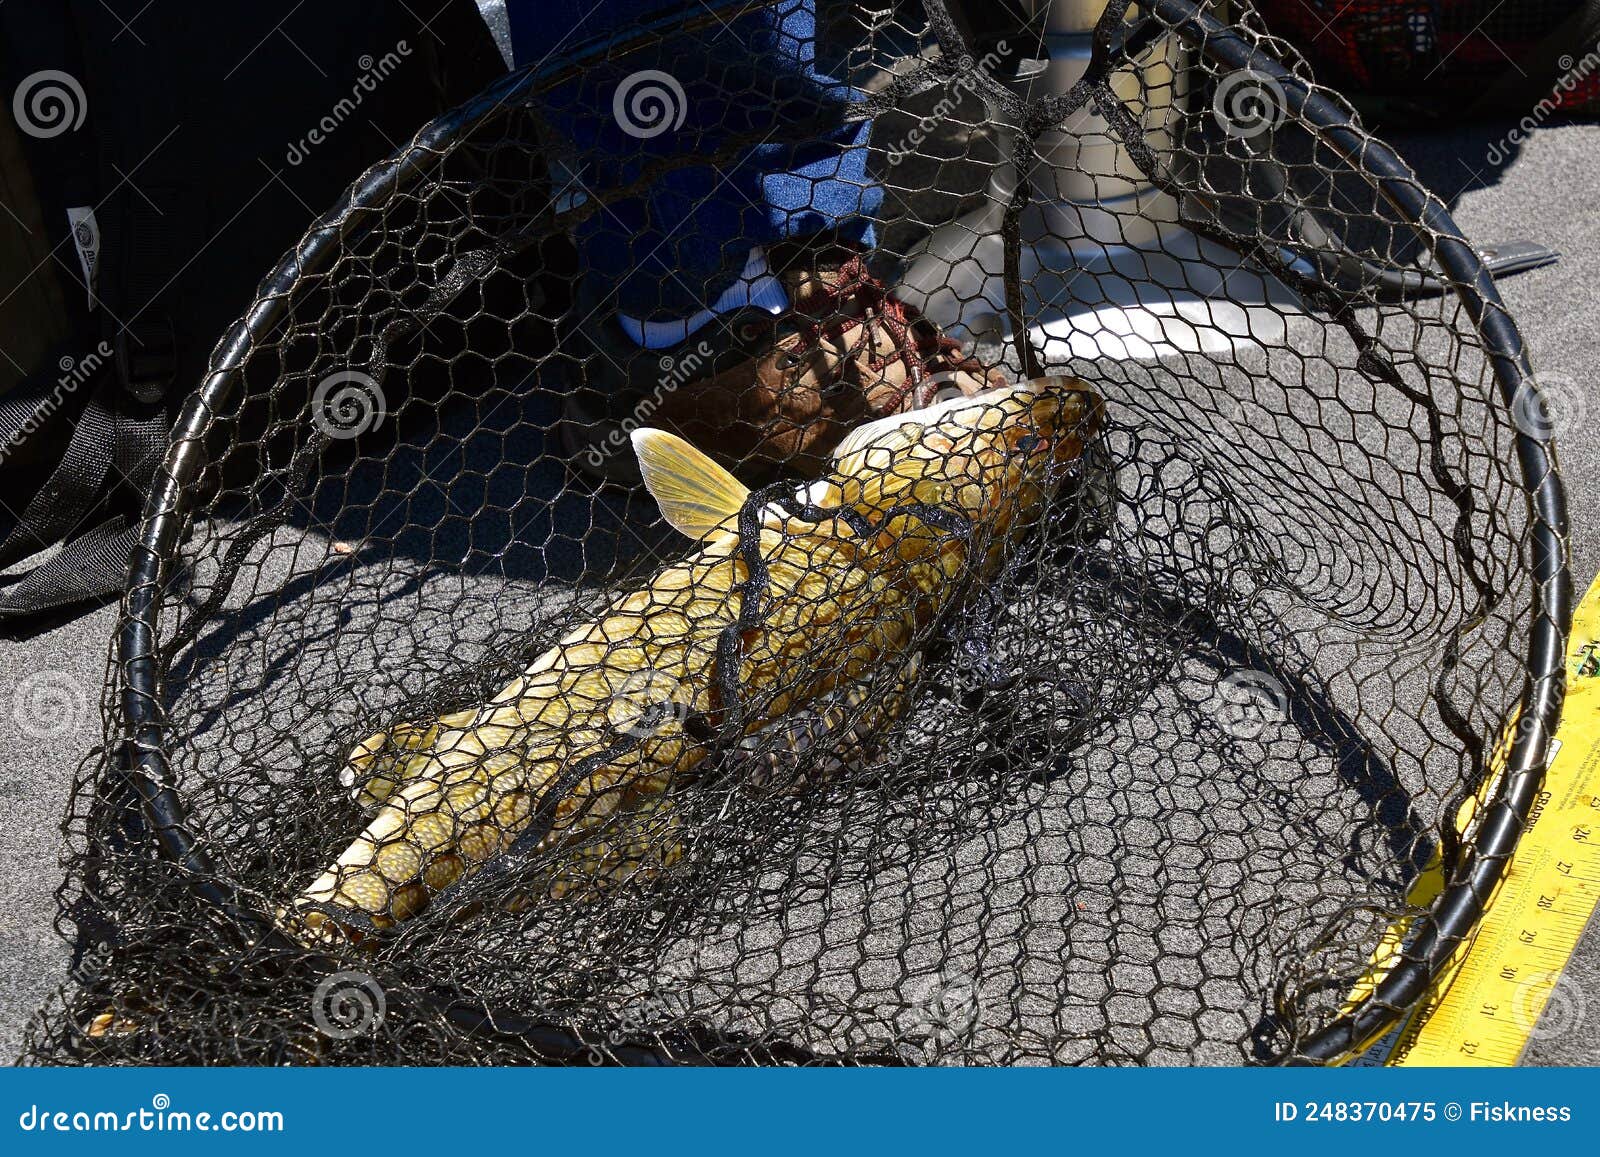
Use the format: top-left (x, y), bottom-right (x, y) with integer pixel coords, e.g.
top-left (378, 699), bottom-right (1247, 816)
top-left (22, 0), bottom-right (1568, 1066)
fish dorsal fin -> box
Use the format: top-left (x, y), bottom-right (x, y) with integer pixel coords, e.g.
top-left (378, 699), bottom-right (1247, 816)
top-left (631, 428), bottom-right (751, 540)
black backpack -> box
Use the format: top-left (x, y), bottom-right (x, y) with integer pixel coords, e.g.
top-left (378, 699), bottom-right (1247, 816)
top-left (0, 0), bottom-right (503, 622)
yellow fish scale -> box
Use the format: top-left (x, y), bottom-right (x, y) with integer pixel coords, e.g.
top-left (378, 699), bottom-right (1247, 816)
top-left (292, 510), bottom-right (941, 937)
top-left (285, 380), bottom-right (1099, 944)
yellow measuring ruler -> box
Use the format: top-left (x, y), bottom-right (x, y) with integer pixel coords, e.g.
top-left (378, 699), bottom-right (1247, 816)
top-left (1351, 570), bottom-right (1600, 1066)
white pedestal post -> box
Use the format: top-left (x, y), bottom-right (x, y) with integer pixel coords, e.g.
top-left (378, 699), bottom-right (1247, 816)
top-left (895, 0), bottom-right (1304, 361)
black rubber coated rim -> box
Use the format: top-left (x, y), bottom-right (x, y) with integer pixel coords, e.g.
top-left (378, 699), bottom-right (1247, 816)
top-left (108, 0), bottom-right (1571, 1065)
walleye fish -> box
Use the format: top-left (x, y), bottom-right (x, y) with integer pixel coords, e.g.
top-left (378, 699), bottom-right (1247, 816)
top-left (283, 376), bottom-right (1101, 944)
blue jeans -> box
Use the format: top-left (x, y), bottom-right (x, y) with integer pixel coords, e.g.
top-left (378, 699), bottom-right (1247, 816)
top-left (506, 0), bottom-right (880, 319)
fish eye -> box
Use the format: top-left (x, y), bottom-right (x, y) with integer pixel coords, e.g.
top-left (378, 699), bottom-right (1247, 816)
top-left (1016, 434), bottom-right (1043, 453)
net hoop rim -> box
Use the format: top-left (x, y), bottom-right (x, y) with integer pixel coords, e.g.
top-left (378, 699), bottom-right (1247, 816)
top-left (105, 0), bottom-right (1572, 1065)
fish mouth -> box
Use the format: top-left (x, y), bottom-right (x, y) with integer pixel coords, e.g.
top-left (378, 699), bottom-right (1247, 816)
top-left (905, 374), bottom-right (1102, 479)
top-left (1018, 375), bottom-right (1104, 464)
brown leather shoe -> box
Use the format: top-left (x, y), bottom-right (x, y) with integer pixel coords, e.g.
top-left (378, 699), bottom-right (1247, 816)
top-left (563, 241), bottom-right (1011, 484)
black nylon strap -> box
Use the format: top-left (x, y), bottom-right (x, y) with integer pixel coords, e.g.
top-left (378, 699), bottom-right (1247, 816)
top-left (0, 343), bottom-right (91, 442)
top-left (0, 368), bottom-right (165, 618)
top-left (0, 371), bottom-right (118, 568)
top-left (0, 515), bottom-right (143, 617)
top-left (0, 1), bottom-right (183, 621)
top-left (0, 0), bottom-right (503, 625)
